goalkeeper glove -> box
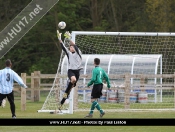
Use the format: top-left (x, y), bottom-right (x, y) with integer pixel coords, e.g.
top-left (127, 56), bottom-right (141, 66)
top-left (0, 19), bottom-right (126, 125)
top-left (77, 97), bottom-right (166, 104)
top-left (57, 30), bottom-right (62, 41)
top-left (64, 31), bottom-right (71, 41)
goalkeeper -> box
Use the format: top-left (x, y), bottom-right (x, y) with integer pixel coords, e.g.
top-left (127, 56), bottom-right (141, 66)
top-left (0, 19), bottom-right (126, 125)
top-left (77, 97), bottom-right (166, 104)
top-left (85, 58), bottom-right (111, 118)
top-left (57, 30), bottom-right (82, 111)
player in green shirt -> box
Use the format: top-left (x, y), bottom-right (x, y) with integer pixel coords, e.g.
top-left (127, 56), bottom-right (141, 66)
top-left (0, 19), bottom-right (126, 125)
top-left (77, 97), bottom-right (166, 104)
top-left (85, 58), bottom-right (111, 118)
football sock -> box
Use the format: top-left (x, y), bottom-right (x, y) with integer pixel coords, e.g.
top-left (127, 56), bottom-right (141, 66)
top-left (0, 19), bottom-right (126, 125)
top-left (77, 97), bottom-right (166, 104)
top-left (95, 101), bottom-right (103, 114)
top-left (60, 98), bottom-right (66, 105)
top-left (89, 101), bottom-right (97, 114)
top-left (60, 82), bottom-right (74, 106)
top-left (65, 82), bottom-right (74, 93)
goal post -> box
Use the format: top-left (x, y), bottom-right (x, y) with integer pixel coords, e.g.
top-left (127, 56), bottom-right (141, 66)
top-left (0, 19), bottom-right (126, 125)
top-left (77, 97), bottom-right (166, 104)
top-left (38, 31), bottom-right (175, 113)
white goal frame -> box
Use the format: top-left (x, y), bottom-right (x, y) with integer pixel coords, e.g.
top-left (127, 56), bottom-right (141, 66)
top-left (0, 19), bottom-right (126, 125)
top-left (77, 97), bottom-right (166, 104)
top-left (38, 31), bottom-right (175, 114)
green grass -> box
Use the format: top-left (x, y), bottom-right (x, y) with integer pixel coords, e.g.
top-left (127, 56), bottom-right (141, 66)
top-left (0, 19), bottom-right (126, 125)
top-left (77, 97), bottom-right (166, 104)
top-left (1, 126), bottom-right (175, 132)
top-left (78, 101), bottom-right (175, 109)
top-left (77, 93), bottom-right (175, 109)
top-left (0, 96), bottom-right (175, 132)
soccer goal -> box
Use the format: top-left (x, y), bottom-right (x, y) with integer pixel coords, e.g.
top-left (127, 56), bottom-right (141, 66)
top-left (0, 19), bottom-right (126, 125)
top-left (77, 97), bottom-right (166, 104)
top-left (38, 32), bottom-right (175, 114)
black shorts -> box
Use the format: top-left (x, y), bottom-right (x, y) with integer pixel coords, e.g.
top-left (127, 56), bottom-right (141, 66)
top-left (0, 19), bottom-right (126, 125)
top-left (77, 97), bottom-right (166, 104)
top-left (0, 91), bottom-right (14, 105)
top-left (68, 69), bottom-right (80, 83)
top-left (91, 84), bottom-right (103, 99)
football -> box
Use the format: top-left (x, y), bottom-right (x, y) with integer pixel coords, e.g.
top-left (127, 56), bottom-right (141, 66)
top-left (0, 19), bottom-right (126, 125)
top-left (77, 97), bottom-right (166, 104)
top-left (58, 21), bottom-right (66, 29)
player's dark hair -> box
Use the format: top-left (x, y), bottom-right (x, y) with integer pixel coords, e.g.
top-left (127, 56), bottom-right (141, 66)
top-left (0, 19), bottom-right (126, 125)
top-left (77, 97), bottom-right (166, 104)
top-left (94, 58), bottom-right (100, 65)
top-left (6, 59), bottom-right (12, 67)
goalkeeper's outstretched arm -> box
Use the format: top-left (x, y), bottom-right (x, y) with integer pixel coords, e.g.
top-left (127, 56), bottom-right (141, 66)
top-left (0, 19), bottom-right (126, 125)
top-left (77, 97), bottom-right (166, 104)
top-left (57, 30), bottom-right (69, 56)
top-left (58, 30), bottom-right (75, 45)
top-left (64, 31), bottom-right (82, 58)
top-left (57, 30), bottom-right (63, 43)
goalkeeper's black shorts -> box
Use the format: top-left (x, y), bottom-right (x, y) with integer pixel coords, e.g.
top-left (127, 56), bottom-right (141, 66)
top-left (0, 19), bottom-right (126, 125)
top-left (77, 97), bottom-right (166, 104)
top-left (67, 69), bottom-right (80, 87)
top-left (91, 84), bottom-right (103, 99)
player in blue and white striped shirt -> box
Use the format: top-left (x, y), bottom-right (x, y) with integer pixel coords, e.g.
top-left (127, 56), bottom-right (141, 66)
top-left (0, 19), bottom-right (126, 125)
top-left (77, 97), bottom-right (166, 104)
top-left (0, 59), bottom-right (27, 118)
top-left (0, 69), bottom-right (6, 108)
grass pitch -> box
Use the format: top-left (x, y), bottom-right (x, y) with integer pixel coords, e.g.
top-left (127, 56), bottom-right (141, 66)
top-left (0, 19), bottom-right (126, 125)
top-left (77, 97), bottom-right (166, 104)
top-left (0, 96), bottom-right (175, 132)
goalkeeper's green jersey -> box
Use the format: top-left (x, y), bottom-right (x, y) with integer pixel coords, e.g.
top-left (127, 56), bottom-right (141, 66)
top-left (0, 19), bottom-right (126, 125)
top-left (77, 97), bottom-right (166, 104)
top-left (87, 66), bottom-right (110, 88)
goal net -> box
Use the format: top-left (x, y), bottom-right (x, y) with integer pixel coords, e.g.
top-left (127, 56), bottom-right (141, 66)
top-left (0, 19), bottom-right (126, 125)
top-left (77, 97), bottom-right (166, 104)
top-left (38, 32), bottom-right (175, 113)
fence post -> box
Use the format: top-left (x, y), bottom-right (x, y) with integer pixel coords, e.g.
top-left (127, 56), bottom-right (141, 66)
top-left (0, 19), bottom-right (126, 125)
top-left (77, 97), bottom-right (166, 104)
top-left (73, 86), bottom-right (78, 110)
top-left (31, 73), bottom-right (34, 102)
top-left (55, 74), bottom-right (60, 103)
top-left (140, 76), bottom-right (145, 92)
top-left (174, 73), bottom-right (175, 108)
top-left (124, 73), bottom-right (130, 109)
top-left (21, 73), bottom-right (26, 111)
top-left (34, 71), bottom-right (40, 101)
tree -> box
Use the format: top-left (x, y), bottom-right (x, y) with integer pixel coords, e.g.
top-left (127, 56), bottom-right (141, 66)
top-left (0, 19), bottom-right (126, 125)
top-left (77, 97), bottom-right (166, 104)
top-left (146, 0), bottom-right (175, 32)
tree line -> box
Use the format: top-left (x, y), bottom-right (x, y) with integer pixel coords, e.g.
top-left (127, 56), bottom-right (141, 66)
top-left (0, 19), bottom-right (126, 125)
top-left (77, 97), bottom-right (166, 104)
top-left (0, 0), bottom-right (175, 74)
